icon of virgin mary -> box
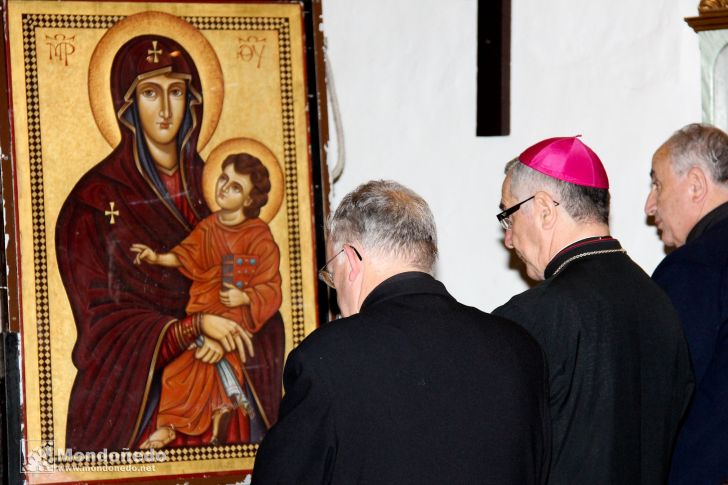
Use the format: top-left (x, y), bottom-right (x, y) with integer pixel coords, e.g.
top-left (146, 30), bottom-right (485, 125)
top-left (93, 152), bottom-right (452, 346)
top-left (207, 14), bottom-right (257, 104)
top-left (56, 32), bottom-right (284, 451)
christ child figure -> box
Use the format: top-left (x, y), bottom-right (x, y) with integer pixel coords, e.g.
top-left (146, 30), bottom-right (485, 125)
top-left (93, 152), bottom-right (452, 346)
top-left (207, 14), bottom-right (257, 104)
top-left (131, 152), bottom-right (282, 448)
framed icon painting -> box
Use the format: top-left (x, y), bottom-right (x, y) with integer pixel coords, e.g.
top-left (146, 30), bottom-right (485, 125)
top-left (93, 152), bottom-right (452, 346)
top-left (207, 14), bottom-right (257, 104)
top-left (0, 0), bottom-right (331, 482)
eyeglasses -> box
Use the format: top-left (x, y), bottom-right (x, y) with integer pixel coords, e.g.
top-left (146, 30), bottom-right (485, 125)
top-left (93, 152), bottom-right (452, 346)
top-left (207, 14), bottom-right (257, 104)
top-left (496, 195), bottom-right (560, 230)
top-left (318, 245), bottom-right (363, 289)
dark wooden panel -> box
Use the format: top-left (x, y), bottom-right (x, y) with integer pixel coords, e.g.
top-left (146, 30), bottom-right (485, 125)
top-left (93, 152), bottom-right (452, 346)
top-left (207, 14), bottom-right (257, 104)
top-left (477, 0), bottom-right (511, 136)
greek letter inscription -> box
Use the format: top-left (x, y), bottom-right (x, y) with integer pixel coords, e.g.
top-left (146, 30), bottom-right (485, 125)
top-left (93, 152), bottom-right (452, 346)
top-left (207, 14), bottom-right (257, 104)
top-left (237, 36), bottom-right (266, 68)
top-left (45, 34), bottom-right (76, 66)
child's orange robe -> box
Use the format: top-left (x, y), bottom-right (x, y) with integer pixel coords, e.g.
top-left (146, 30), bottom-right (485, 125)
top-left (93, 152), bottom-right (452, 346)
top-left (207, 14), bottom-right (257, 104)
top-left (157, 215), bottom-right (282, 439)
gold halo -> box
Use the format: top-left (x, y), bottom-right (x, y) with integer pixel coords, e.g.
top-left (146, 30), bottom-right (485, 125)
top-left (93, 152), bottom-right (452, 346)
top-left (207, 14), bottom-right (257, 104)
top-left (203, 138), bottom-right (285, 223)
top-left (88, 11), bottom-right (224, 150)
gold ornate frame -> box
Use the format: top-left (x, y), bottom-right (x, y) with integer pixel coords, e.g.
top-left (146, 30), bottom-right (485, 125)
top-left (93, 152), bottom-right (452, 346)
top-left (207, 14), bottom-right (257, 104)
top-left (0, 1), bottom-right (330, 483)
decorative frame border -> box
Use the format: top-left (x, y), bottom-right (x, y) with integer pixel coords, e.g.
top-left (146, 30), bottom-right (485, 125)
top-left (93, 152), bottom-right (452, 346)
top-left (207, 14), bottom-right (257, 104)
top-left (20, 12), bottom-right (307, 464)
top-left (0, 0), bottom-right (333, 485)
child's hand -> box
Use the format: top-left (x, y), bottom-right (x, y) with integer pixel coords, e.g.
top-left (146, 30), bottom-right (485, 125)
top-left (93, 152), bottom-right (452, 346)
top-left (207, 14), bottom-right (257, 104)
top-left (220, 282), bottom-right (251, 307)
top-left (130, 243), bottom-right (157, 265)
top-left (194, 336), bottom-right (224, 364)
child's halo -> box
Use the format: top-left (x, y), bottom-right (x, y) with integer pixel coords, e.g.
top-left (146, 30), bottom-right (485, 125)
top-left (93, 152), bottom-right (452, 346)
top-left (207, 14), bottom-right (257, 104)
top-left (202, 138), bottom-right (284, 222)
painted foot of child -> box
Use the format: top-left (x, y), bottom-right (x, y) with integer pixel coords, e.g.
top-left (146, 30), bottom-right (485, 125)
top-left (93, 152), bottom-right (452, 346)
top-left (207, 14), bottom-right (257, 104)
top-left (210, 406), bottom-right (233, 445)
top-left (139, 425), bottom-right (176, 449)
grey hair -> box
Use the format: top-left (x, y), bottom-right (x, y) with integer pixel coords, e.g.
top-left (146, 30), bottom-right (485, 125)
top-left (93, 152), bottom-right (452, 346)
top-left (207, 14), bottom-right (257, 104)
top-left (505, 158), bottom-right (610, 224)
top-left (327, 180), bottom-right (438, 271)
top-left (661, 123), bottom-right (728, 183)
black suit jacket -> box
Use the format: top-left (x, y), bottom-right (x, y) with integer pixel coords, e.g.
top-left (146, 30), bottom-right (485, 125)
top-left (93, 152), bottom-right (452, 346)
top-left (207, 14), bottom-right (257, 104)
top-left (253, 272), bottom-right (550, 484)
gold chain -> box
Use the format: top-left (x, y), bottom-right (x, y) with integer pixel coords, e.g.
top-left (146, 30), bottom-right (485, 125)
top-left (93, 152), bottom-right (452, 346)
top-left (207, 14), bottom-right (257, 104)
top-left (552, 248), bottom-right (627, 277)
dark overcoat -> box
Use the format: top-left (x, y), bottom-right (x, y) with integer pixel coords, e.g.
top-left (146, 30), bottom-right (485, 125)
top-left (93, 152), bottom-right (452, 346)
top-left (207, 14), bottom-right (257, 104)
top-left (652, 205), bottom-right (728, 485)
top-left (253, 271), bottom-right (551, 485)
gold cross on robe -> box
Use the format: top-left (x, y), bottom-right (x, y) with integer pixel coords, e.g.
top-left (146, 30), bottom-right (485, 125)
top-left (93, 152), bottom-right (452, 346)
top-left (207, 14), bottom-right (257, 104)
top-left (105, 202), bottom-right (119, 224)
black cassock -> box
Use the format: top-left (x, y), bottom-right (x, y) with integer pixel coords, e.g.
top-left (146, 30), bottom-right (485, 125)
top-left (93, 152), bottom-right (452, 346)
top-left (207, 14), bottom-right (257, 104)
top-left (253, 272), bottom-right (550, 485)
top-left (494, 237), bottom-right (694, 485)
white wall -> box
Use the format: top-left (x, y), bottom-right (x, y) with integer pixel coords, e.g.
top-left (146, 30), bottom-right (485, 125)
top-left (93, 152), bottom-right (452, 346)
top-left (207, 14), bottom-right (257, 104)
top-left (321, 0), bottom-right (702, 311)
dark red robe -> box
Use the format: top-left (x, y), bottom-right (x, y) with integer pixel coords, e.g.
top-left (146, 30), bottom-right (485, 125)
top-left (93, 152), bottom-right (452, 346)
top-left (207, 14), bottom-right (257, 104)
top-left (56, 139), bottom-right (208, 450)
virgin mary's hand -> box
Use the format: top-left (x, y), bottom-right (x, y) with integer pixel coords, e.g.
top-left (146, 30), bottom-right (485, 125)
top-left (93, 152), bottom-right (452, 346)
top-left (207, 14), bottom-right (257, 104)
top-left (200, 314), bottom-right (255, 363)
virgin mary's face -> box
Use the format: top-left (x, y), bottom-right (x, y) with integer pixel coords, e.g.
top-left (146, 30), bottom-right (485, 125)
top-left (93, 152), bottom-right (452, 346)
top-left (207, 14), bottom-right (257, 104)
top-left (135, 73), bottom-right (187, 145)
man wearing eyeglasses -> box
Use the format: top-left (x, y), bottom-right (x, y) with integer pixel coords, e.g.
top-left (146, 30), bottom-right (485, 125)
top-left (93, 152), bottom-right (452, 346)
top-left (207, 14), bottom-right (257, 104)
top-left (253, 180), bottom-right (550, 484)
top-left (645, 123), bottom-right (728, 485)
top-left (493, 136), bottom-right (693, 485)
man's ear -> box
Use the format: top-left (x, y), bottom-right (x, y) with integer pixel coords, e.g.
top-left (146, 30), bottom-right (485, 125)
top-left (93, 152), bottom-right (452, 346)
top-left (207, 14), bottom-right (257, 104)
top-left (343, 245), bottom-right (363, 282)
top-left (686, 166), bottom-right (708, 203)
top-left (533, 191), bottom-right (558, 230)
